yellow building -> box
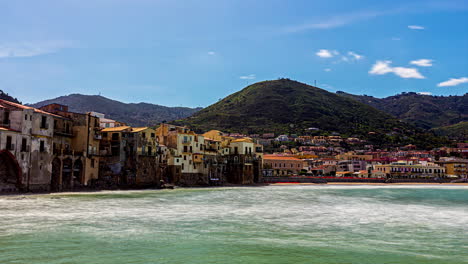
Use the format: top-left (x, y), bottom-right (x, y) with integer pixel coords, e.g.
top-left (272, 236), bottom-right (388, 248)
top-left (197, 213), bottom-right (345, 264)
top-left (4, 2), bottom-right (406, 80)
top-left (374, 161), bottom-right (445, 178)
top-left (436, 158), bottom-right (468, 178)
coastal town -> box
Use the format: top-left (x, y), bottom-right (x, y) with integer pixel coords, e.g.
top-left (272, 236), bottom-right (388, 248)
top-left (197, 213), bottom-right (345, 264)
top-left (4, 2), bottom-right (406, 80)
top-left (0, 98), bottom-right (467, 193)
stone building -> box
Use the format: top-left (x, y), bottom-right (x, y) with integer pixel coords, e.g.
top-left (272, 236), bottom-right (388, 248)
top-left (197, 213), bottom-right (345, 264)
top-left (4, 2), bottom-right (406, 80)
top-left (0, 99), bottom-right (56, 192)
top-left (39, 104), bottom-right (101, 189)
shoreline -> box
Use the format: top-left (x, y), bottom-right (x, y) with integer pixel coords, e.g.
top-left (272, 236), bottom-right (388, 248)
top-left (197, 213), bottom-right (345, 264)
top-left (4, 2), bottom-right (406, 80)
top-left (1, 182), bottom-right (468, 197)
top-left (271, 182), bottom-right (468, 186)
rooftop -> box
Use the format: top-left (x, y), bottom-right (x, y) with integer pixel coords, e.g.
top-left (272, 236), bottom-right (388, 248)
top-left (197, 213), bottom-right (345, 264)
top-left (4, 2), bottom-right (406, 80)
top-left (102, 126), bottom-right (132, 132)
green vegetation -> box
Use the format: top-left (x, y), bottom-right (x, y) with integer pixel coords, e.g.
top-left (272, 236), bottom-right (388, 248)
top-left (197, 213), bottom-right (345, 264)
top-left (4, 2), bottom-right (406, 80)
top-left (178, 79), bottom-right (414, 136)
top-left (431, 121), bottom-right (468, 140)
top-left (29, 94), bottom-right (201, 127)
top-left (337, 91), bottom-right (467, 130)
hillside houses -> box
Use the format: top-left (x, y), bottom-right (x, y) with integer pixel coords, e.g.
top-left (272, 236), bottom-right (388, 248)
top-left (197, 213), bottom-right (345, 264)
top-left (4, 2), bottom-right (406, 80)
top-left (1, 99), bottom-right (466, 193)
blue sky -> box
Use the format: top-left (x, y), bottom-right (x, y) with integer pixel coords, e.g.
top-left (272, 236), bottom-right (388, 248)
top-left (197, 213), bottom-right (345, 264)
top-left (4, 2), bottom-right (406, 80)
top-left (1, 0), bottom-right (467, 107)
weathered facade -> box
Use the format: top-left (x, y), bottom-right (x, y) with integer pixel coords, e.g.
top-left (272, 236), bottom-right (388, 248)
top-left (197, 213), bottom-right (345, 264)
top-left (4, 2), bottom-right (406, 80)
top-left (0, 99), bottom-right (56, 192)
top-left (39, 104), bottom-right (101, 189)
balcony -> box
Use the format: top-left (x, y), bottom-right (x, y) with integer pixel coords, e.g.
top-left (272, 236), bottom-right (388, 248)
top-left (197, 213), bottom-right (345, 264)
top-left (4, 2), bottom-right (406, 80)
top-left (54, 130), bottom-right (73, 137)
top-left (94, 134), bottom-right (102, 140)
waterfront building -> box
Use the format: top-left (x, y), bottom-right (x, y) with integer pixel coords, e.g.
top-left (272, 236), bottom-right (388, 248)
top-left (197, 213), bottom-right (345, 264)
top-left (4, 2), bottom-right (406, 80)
top-left (374, 161), bottom-right (445, 178)
top-left (262, 155), bottom-right (305, 176)
top-left (39, 104), bottom-right (102, 189)
top-left (436, 158), bottom-right (468, 178)
top-left (0, 99), bottom-right (56, 192)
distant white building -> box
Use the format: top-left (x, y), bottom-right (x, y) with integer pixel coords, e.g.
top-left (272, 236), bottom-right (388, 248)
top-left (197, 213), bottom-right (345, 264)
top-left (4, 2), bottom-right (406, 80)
top-left (89, 112), bottom-right (126, 128)
top-left (275, 135), bottom-right (290, 142)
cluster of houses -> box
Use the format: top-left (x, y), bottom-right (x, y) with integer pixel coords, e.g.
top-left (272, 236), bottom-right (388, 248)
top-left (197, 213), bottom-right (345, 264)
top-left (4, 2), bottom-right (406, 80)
top-left (1, 99), bottom-right (467, 193)
top-left (0, 100), bottom-right (263, 193)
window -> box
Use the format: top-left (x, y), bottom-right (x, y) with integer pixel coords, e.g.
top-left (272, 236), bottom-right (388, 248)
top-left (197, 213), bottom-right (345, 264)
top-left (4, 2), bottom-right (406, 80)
top-left (25, 114), bottom-right (28, 120)
top-left (40, 116), bottom-right (47, 129)
top-left (91, 159), bottom-right (95, 168)
top-left (6, 136), bottom-right (12, 150)
top-left (21, 138), bottom-right (27, 152)
top-left (184, 155), bottom-right (186, 160)
top-left (39, 140), bottom-right (45, 152)
top-left (184, 146), bottom-right (188, 152)
top-left (142, 133), bottom-right (146, 138)
top-left (151, 133), bottom-right (155, 138)
top-left (190, 146), bottom-right (193, 152)
top-left (148, 147), bottom-right (152, 156)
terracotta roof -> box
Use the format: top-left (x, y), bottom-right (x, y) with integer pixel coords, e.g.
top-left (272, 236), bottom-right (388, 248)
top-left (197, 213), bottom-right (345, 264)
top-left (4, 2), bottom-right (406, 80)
top-left (0, 99), bottom-right (64, 118)
top-left (102, 126), bottom-right (132, 132)
top-left (231, 138), bottom-right (253, 143)
top-left (263, 155), bottom-right (301, 161)
top-left (131, 127), bottom-right (150, 133)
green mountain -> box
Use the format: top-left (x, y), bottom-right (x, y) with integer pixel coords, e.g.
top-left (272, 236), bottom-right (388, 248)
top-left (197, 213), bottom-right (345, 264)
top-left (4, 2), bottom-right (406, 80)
top-left (30, 94), bottom-right (201, 127)
top-left (337, 91), bottom-right (468, 129)
top-left (431, 122), bottom-right (468, 140)
top-left (178, 79), bottom-right (414, 136)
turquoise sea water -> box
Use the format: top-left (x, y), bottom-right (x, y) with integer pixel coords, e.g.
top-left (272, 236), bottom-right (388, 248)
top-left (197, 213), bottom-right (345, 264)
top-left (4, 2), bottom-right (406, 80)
top-left (0, 185), bottom-right (467, 264)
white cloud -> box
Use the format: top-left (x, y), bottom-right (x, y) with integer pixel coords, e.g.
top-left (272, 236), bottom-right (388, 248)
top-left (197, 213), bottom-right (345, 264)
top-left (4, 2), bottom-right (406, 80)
top-left (369, 60), bottom-right (394, 75)
top-left (348, 51), bottom-right (363, 60)
top-left (324, 68), bottom-right (332, 72)
top-left (437, 77), bottom-right (468, 87)
top-left (392, 37), bottom-right (401, 41)
top-left (417, 92), bottom-right (432, 95)
top-left (0, 41), bottom-right (71, 58)
top-left (207, 51), bottom-right (216, 55)
top-left (410, 59), bottom-right (433, 67)
top-left (240, 74), bottom-right (256, 80)
top-left (408, 25), bottom-right (425, 30)
top-left (316, 49), bottom-right (338, 58)
top-left (284, 11), bottom-right (382, 33)
top-left (392, 67), bottom-right (425, 79)
top-left (369, 60), bottom-right (425, 79)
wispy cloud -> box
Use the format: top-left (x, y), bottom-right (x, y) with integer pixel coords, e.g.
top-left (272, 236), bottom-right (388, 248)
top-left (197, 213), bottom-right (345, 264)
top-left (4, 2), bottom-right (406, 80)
top-left (369, 60), bottom-right (425, 79)
top-left (348, 51), bottom-right (364, 60)
top-left (410, 59), bottom-right (433, 67)
top-left (437, 77), bottom-right (468, 87)
top-left (0, 41), bottom-right (72, 59)
top-left (316, 49), bottom-right (338, 58)
top-left (417, 92), bottom-right (432, 95)
top-left (283, 11), bottom-right (382, 33)
top-left (240, 74), bottom-right (256, 80)
top-left (324, 68), bottom-right (332, 72)
top-left (408, 25), bottom-right (425, 30)
top-left (318, 49), bottom-right (364, 64)
top-left (207, 51), bottom-right (216, 55)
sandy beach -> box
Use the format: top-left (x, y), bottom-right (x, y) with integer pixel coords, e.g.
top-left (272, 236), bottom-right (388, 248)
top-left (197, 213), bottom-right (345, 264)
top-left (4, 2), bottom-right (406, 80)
top-left (271, 182), bottom-right (468, 186)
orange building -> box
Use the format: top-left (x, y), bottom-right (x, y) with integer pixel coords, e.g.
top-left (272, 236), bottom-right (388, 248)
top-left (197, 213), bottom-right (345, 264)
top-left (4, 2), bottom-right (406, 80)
top-left (263, 155), bottom-right (305, 176)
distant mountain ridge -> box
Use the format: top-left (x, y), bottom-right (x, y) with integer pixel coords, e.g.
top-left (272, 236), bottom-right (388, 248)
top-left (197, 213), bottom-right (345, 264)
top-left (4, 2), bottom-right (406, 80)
top-left (29, 94), bottom-right (201, 127)
top-left (177, 79), bottom-right (414, 136)
top-left (336, 91), bottom-right (468, 129)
